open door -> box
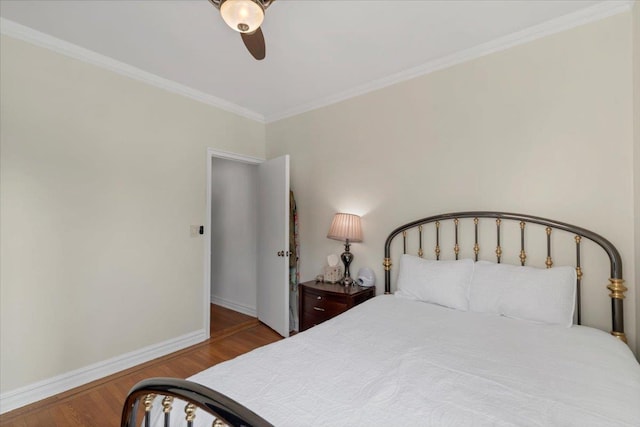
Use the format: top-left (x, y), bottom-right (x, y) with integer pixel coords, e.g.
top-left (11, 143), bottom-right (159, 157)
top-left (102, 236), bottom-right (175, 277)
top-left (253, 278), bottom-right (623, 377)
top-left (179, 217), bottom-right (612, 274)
top-left (257, 155), bottom-right (290, 337)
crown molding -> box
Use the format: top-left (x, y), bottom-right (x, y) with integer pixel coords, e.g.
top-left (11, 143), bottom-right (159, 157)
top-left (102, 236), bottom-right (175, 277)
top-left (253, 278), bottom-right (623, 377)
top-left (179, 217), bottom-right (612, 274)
top-left (0, 17), bottom-right (266, 123)
top-left (264, 0), bottom-right (634, 123)
top-left (1, 0), bottom-right (633, 125)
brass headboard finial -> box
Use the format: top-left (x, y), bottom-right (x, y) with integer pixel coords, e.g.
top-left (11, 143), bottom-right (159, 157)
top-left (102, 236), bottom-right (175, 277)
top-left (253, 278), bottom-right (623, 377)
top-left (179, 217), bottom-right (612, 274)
top-left (575, 235), bottom-right (584, 279)
top-left (607, 278), bottom-right (627, 300)
top-left (185, 403), bottom-right (197, 422)
top-left (608, 277), bottom-right (627, 342)
top-left (519, 250), bottom-right (527, 265)
top-left (162, 396), bottom-right (174, 414)
top-left (143, 394), bottom-right (156, 412)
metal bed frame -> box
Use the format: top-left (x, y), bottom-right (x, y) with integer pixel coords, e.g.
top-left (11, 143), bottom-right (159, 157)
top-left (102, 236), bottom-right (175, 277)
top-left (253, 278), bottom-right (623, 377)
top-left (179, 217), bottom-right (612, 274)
top-left (122, 211), bottom-right (628, 427)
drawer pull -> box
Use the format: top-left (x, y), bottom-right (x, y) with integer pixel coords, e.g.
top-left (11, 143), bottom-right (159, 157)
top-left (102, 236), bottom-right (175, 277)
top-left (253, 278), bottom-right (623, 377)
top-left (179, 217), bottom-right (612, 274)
top-left (313, 307), bottom-right (325, 312)
top-left (316, 296), bottom-right (322, 300)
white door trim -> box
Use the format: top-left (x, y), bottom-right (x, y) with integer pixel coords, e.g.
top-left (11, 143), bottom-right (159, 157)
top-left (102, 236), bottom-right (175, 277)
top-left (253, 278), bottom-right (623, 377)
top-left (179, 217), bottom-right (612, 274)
top-left (204, 148), bottom-right (265, 336)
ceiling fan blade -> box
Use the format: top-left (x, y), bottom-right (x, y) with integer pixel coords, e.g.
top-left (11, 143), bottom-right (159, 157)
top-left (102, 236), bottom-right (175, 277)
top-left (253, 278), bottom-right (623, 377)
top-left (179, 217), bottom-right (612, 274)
top-left (241, 27), bottom-right (266, 60)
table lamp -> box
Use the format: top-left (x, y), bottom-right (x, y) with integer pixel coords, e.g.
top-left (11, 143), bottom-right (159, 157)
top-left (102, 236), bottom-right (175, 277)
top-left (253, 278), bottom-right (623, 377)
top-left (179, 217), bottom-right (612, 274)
top-left (327, 213), bottom-right (363, 286)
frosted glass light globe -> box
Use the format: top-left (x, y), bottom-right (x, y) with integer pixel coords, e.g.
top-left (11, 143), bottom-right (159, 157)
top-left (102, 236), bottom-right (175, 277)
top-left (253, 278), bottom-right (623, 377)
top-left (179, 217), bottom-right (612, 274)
top-left (220, 0), bottom-right (264, 33)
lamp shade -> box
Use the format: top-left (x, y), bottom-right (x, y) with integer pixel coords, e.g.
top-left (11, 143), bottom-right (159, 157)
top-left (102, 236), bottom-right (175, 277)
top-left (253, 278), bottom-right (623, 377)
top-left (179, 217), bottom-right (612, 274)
top-left (220, 0), bottom-right (264, 33)
top-left (327, 213), bottom-right (363, 243)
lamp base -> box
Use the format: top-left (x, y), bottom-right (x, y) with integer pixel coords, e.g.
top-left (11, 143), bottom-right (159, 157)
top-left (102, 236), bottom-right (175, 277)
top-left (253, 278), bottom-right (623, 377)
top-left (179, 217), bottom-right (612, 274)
top-left (342, 276), bottom-right (354, 286)
top-left (341, 240), bottom-right (354, 286)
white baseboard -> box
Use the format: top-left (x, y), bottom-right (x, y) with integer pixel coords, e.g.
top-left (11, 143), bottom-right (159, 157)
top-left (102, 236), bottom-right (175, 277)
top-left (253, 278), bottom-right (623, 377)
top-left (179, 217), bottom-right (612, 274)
top-left (0, 329), bottom-right (207, 414)
top-left (210, 295), bottom-right (257, 317)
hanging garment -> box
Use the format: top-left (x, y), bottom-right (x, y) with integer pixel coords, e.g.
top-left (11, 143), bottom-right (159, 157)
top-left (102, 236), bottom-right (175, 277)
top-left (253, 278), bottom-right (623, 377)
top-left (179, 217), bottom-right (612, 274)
top-left (289, 190), bottom-right (300, 331)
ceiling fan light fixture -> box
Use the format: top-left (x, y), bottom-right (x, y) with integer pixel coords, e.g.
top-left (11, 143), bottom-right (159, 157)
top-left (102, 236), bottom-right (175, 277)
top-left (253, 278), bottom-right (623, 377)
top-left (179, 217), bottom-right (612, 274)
top-left (220, 0), bottom-right (264, 33)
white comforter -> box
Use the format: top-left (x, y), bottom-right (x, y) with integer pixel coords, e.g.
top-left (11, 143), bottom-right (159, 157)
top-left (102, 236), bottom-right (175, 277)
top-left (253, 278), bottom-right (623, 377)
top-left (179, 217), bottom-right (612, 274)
top-left (188, 295), bottom-right (640, 426)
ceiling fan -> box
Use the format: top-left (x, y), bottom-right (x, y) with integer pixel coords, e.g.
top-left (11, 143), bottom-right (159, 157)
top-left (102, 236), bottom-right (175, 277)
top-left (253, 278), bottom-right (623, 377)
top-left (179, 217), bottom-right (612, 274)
top-left (208, 0), bottom-right (274, 60)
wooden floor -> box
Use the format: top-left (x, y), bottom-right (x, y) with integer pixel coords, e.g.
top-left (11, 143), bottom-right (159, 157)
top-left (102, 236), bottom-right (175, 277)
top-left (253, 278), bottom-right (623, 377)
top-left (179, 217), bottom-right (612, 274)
top-left (0, 305), bottom-right (281, 427)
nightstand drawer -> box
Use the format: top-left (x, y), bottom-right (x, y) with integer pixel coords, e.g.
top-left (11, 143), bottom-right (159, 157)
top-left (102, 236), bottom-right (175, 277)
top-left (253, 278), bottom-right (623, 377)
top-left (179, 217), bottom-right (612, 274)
top-left (303, 292), bottom-right (347, 317)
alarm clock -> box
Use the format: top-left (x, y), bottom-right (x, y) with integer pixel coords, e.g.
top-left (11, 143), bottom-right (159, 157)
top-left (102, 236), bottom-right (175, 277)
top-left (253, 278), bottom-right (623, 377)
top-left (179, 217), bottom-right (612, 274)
top-left (356, 267), bottom-right (376, 287)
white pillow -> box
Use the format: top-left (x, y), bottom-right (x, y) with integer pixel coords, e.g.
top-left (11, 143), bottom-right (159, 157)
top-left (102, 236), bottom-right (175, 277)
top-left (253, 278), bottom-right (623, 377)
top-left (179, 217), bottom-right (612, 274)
top-left (469, 261), bottom-right (577, 327)
top-left (395, 255), bottom-right (474, 311)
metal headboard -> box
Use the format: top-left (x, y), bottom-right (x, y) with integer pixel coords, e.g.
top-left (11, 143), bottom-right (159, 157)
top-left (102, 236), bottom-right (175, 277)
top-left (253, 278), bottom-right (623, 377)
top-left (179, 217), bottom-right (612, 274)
top-left (383, 211), bottom-right (627, 343)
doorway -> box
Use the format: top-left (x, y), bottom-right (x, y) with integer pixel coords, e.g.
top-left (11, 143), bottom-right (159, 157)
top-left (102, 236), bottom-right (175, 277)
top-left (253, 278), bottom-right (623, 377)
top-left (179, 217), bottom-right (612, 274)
top-left (204, 149), bottom-right (291, 338)
top-left (210, 156), bottom-right (259, 316)
top-left (204, 149), bottom-right (263, 338)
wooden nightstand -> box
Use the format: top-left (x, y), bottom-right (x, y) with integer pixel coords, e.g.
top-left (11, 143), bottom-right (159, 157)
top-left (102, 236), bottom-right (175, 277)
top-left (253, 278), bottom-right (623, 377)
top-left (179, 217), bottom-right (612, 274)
top-left (298, 281), bottom-right (375, 332)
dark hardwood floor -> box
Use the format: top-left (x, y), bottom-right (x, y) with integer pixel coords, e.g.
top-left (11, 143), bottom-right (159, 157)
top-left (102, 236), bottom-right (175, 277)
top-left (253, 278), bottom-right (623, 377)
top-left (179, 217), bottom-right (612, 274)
top-left (210, 303), bottom-right (259, 337)
top-left (0, 305), bottom-right (281, 427)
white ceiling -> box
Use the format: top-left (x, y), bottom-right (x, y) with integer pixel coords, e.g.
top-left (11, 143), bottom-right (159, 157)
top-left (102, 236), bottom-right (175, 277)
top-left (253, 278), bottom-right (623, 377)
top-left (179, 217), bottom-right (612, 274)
top-left (0, 0), bottom-right (631, 122)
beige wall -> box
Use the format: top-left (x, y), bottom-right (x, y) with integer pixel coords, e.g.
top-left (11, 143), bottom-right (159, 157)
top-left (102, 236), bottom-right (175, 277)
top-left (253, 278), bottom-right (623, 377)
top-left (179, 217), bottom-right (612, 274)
top-left (1, 5), bottom-right (638, 401)
top-left (267, 12), bottom-right (637, 353)
top-left (633, 1), bottom-right (640, 353)
top-left (0, 35), bottom-right (265, 393)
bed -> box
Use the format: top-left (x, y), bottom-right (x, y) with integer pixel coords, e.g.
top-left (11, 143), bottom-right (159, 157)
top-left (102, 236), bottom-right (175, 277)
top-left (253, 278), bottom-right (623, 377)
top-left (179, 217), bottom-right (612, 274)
top-left (122, 211), bottom-right (640, 427)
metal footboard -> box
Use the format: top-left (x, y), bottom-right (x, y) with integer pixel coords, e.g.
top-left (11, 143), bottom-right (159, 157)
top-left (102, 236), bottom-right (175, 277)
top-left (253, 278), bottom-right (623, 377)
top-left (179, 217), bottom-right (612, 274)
top-left (121, 378), bottom-right (273, 427)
